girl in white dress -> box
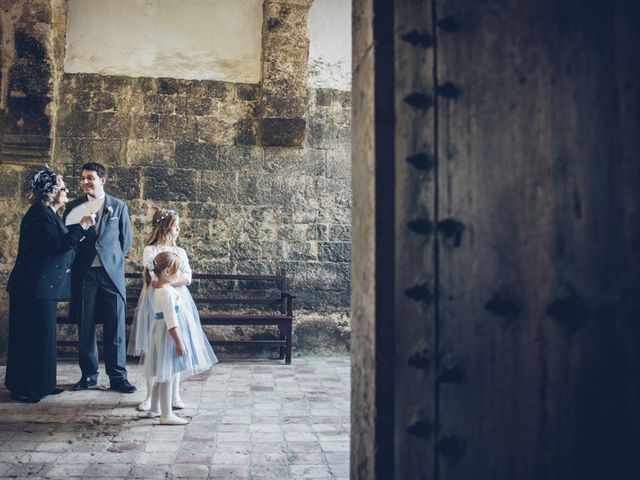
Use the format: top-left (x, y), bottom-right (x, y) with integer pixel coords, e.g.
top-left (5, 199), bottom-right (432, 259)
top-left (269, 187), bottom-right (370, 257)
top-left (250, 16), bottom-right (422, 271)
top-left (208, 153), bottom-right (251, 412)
top-left (128, 208), bottom-right (217, 411)
top-left (144, 250), bottom-right (217, 425)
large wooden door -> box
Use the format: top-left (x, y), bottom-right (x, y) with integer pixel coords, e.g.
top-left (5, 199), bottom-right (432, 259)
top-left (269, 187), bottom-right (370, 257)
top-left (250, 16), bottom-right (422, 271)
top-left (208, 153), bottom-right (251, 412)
top-left (432, 0), bottom-right (640, 478)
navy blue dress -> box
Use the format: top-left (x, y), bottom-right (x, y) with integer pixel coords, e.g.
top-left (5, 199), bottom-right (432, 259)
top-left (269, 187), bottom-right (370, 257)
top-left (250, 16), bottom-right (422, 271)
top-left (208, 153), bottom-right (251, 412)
top-left (5, 204), bottom-right (85, 401)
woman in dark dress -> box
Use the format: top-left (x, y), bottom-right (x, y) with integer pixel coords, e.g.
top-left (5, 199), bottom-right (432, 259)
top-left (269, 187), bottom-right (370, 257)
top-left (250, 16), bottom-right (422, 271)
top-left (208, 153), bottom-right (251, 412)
top-left (5, 170), bottom-right (94, 403)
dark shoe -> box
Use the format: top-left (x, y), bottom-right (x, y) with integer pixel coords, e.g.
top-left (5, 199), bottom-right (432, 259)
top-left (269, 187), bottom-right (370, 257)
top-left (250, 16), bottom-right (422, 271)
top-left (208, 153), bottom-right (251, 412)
top-left (110, 380), bottom-right (136, 394)
top-left (10, 393), bottom-right (41, 403)
top-left (50, 388), bottom-right (64, 395)
top-left (72, 377), bottom-right (98, 391)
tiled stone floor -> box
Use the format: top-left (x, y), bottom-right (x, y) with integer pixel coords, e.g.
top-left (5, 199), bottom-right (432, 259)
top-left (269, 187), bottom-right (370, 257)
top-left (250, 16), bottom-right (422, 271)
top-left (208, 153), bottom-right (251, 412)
top-left (0, 357), bottom-right (350, 479)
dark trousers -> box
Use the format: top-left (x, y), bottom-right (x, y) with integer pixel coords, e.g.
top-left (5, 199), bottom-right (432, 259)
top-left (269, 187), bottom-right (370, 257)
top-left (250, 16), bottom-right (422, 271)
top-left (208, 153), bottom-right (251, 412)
top-left (77, 267), bottom-right (127, 385)
top-left (5, 295), bottom-right (57, 400)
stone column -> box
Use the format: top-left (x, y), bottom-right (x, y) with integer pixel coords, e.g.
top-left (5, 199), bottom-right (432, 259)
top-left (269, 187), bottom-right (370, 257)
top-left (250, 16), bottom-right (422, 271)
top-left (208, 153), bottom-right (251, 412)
top-left (0, 0), bottom-right (66, 164)
top-left (258, 0), bottom-right (313, 147)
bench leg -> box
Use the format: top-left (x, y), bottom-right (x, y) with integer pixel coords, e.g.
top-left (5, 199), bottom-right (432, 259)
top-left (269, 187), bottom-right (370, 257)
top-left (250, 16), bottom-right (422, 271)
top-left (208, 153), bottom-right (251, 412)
top-left (279, 325), bottom-right (286, 360)
top-left (285, 323), bottom-right (292, 365)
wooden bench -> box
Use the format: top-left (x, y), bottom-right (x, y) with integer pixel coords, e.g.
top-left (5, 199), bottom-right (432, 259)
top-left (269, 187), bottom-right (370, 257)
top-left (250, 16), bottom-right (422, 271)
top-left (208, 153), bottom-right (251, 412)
top-left (57, 271), bottom-right (295, 364)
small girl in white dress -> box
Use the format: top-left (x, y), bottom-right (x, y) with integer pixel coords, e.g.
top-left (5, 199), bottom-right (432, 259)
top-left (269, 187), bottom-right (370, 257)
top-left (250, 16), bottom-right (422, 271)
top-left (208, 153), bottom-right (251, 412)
top-left (128, 208), bottom-right (217, 411)
top-left (144, 251), bottom-right (217, 425)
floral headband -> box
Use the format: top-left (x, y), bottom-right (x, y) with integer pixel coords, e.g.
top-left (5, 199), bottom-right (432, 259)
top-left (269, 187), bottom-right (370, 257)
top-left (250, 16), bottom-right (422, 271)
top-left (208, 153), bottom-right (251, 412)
top-left (154, 209), bottom-right (177, 225)
top-left (29, 169), bottom-right (58, 197)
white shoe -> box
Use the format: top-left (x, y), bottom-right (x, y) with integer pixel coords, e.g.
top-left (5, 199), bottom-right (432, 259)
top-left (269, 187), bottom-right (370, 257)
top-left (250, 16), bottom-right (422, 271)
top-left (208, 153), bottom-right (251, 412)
top-left (146, 410), bottom-right (160, 418)
top-left (172, 398), bottom-right (185, 410)
top-left (137, 399), bottom-right (151, 411)
top-left (160, 414), bottom-right (188, 425)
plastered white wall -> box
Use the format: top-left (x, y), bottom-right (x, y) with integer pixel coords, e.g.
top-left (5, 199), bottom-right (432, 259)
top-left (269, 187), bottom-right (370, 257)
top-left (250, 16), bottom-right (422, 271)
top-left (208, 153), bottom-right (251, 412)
top-left (307, 0), bottom-right (351, 91)
top-left (64, 0), bottom-right (262, 83)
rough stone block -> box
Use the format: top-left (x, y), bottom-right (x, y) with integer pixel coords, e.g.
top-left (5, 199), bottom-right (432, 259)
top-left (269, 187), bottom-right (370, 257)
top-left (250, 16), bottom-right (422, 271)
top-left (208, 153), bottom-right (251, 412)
top-left (175, 141), bottom-right (218, 169)
top-left (128, 140), bottom-right (175, 167)
top-left (186, 95), bottom-right (214, 116)
top-left (237, 84), bottom-right (260, 101)
top-left (190, 239), bottom-right (230, 260)
top-left (315, 88), bottom-right (336, 107)
top-left (329, 224), bottom-right (351, 241)
top-left (217, 145), bottom-right (263, 170)
top-left (158, 78), bottom-right (179, 95)
top-left (264, 147), bottom-right (325, 176)
top-left (159, 115), bottom-right (198, 140)
top-left (96, 112), bottom-right (130, 139)
top-left (137, 77), bottom-right (158, 94)
top-left (282, 261), bottom-right (350, 292)
top-left (231, 241), bottom-right (262, 261)
top-left (143, 167), bottom-right (197, 201)
top-left (199, 171), bottom-right (238, 204)
top-left (326, 149), bottom-right (350, 179)
top-left (316, 177), bottom-right (351, 205)
top-left (69, 73), bottom-right (103, 93)
top-left (318, 242), bottom-right (351, 263)
top-left (79, 139), bottom-right (123, 166)
top-left (105, 167), bottom-right (143, 201)
top-left (68, 91), bottom-right (91, 112)
top-left (261, 93), bottom-right (306, 117)
top-left (234, 119), bottom-right (258, 145)
top-left (308, 119), bottom-right (338, 149)
top-left (90, 91), bottom-right (116, 111)
top-left (132, 114), bottom-right (159, 139)
top-left (201, 81), bottom-right (228, 100)
top-left (52, 138), bottom-right (81, 164)
top-left (57, 112), bottom-right (98, 138)
top-left (144, 94), bottom-right (176, 114)
top-left (284, 242), bottom-right (318, 261)
top-left (261, 241), bottom-right (284, 259)
top-left (0, 169), bottom-right (21, 198)
top-left (278, 223), bottom-right (307, 242)
top-left (306, 224), bottom-right (327, 240)
top-left (237, 173), bottom-right (263, 205)
top-left (102, 75), bottom-right (133, 96)
top-left (260, 117), bottom-right (306, 147)
top-left (293, 316), bottom-right (350, 351)
top-left (197, 116), bottom-right (236, 145)
top-left (188, 202), bottom-right (220, 220)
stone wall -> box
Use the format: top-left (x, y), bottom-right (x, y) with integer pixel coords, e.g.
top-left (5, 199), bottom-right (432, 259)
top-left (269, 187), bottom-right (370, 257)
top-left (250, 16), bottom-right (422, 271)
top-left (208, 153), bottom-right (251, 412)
top-left (0, 73), bottom-right (352, 355)
top-left (0, 0), bottom-right (352, 357)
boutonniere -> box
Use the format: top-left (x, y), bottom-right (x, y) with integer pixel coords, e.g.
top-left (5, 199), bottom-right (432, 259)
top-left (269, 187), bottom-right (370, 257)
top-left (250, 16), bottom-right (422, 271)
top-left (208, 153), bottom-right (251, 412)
top-left (106, 206), bottom-right (114, 217)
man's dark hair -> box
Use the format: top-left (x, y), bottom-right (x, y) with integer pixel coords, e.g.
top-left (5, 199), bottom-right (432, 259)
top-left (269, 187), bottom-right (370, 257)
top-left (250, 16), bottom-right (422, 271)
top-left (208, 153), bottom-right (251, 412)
top-left (82, 162), bottom-right (107, 179)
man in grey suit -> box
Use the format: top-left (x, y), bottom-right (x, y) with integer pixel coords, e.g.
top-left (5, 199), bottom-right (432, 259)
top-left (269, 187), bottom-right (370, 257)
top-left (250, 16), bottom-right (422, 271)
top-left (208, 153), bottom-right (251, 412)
top-left (64, 162), bottom-right (136, 393)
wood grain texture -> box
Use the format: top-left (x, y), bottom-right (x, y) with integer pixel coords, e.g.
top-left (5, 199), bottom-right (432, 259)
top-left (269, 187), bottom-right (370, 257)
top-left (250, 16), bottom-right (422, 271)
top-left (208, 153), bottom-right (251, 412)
top-left (395, 1), bottom-right (438, 478)
top-left (435, 0), bottom-right (640, 478)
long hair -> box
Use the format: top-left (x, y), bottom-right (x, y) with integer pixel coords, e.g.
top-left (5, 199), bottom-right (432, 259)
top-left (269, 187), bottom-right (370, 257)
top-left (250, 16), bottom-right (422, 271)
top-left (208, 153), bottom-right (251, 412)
top-left (146, 208), bottom-right (179, 247)
top-left (143, 209), bottom-right (179, 286)
top-left (147, 251), bottom-right (181, 287)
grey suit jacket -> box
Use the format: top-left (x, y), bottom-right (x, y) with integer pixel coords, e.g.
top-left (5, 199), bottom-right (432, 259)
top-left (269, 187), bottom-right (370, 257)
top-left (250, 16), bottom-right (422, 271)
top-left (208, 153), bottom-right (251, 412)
top-left (63, 194), bottom-right (132, 300)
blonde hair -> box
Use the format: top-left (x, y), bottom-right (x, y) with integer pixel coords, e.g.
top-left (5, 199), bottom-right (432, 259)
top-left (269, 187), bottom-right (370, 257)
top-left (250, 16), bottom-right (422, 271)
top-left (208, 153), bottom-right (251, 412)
top-left (146, 250), bottom-right (181, 287)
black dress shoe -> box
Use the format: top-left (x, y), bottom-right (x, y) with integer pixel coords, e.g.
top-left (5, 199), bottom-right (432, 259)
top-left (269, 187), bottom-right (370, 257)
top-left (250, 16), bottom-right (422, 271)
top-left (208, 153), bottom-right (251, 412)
top-left (110, 380), bottom-right (136, 394)
top-left (72, 377), bottom-right (98, 391)
top-left (50, 388), bottom-right (64, 395)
